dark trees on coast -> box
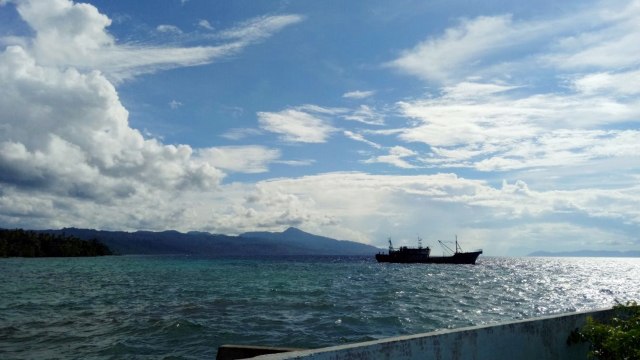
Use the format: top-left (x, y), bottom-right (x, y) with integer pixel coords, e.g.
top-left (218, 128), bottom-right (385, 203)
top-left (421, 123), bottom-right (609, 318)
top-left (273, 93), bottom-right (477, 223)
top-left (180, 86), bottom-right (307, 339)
top-left (0, 228), bottom-right (112, 257)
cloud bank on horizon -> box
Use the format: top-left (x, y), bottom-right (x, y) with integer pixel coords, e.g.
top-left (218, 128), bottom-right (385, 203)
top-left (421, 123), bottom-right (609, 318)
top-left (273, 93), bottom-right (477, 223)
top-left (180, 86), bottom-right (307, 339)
top-left (0, 0), bottom-right (639, 255)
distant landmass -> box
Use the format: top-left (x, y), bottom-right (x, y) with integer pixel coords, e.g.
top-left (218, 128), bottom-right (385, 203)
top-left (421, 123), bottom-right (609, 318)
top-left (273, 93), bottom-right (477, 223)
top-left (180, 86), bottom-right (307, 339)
top-left (0, 228), bottom-right (112, 257)
top-left (529, 250), bottom-right (640, 257)
top-left (240, 227), bottom-right (378, 255)
top-left (29, 227), bottom-right (380, 256)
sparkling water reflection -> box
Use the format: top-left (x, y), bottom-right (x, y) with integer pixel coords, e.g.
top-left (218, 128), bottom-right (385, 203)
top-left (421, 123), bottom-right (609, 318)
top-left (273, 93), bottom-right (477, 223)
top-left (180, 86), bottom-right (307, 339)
top-left (0, 255), bottom-right (638, 359)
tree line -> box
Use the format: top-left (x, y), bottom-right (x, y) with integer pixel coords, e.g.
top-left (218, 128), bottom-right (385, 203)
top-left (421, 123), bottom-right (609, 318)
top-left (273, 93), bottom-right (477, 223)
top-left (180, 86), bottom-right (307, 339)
top-left (0, 228), bottom-right (112, 257)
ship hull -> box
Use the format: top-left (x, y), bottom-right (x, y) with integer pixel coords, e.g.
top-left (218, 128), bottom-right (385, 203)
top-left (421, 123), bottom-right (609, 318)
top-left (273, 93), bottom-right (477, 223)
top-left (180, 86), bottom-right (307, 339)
top-left (375, 250), bottom-right (482, 265)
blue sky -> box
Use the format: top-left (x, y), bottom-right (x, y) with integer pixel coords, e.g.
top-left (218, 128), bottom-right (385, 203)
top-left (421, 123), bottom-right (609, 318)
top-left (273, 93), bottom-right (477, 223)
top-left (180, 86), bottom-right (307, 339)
top-left (1, 0), bottom-right (640, 255)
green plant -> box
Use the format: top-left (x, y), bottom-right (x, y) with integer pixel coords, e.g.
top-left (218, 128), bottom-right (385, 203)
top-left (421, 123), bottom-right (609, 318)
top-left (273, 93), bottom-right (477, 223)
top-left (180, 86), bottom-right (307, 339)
top-left (568, 301), bottom-right (640, 360)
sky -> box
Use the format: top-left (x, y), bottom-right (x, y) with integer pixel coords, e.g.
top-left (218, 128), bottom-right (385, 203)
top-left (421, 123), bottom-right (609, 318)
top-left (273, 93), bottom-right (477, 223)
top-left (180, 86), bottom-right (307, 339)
top-left (1, 0), bottom-right (639, 255)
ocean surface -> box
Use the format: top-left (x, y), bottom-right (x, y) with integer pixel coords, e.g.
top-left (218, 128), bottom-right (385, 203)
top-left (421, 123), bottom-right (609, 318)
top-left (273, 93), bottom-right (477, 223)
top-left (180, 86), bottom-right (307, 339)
top-left (1, 255), bottom-right (639, 359)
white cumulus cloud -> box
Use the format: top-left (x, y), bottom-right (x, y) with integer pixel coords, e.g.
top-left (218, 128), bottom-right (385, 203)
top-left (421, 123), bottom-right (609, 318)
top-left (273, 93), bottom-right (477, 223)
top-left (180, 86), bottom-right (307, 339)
top-left (392, 80), bottom-right (640, 172)
top-left (199, 146), bottom-right (281, 174)
top-left (199, 172), bottom-right (640, 254)
top-left (156, 24), bottom-right (183, 34)
top-left (343, 90), bottom-right (375, 99)
top-left (364, 146), bottom-right (419, 169)
top-left (198, 19), bottom-right (214, 31)
top-left (258, 107), bottom-right (339, 143)
top-left (11, 0), bottom-right (303, 82)
top-left (0, 0), bottom-right (302, 231)
top-left (387, 15), bottom-right (548, 83)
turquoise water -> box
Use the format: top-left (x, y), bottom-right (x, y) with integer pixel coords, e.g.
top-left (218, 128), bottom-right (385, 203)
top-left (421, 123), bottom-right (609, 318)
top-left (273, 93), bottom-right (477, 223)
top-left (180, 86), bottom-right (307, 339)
top-left (1, 255), bottom-right (639, 359)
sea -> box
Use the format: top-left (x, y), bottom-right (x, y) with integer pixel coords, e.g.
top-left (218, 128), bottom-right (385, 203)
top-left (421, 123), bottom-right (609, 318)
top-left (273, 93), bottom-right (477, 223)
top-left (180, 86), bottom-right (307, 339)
top-left (1, 255), bottom-right (639, 359)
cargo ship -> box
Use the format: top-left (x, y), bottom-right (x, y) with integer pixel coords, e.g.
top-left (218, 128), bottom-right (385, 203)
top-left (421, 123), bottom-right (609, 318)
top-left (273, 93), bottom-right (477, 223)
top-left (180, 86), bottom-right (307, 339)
top-left (375, 237), bottom-right (482, 264)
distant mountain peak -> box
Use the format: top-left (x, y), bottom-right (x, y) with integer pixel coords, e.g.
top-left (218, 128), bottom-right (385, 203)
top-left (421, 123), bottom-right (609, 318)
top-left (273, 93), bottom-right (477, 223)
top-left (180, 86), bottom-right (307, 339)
top-left (283, 226), bottom-right (304, 234)
top-left (239, 227), bottom-right (379, 255)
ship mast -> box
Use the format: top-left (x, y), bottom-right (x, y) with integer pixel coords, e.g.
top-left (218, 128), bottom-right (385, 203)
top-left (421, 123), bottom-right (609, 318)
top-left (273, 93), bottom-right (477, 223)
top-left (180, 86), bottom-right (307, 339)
top-left (438, 235), bottom-right (465, 254)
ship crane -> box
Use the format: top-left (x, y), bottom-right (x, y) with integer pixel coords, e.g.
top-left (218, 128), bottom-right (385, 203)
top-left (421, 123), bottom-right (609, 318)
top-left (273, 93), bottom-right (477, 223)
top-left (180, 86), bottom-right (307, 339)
top-left (438, 235), bottom-right (463, 255)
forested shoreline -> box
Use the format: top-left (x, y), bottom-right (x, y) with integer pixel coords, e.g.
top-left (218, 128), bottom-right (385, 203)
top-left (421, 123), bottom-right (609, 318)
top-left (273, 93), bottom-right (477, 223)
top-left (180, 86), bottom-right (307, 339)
top-left (0, 229), bottom-right (112, 257)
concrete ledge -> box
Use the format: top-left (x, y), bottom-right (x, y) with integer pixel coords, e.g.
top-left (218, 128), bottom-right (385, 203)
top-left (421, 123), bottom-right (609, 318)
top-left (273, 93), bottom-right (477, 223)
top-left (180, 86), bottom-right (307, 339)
top-left (252, 308), bottom-right (614, 360)
top-left (216, 345), bottom-right (305, 360)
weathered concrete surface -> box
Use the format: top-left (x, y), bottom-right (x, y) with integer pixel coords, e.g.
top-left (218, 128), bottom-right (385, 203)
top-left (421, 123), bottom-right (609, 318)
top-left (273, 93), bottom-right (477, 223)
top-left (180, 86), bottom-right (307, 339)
top-left (253, 309), bottom-right (614, 360)
top-left (217, 345), bottom-right (304, 360)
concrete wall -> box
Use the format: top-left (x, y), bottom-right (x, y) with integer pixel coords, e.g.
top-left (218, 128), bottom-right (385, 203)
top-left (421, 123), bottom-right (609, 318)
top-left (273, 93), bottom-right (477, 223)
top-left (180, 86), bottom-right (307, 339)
top-left (253, 309), bottom-right (614, 360)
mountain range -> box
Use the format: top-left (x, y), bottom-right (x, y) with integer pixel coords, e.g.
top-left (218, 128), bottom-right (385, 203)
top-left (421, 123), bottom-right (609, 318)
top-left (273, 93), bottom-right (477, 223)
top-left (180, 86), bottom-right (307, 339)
top-left (35, 227), bottom-right (380, 256)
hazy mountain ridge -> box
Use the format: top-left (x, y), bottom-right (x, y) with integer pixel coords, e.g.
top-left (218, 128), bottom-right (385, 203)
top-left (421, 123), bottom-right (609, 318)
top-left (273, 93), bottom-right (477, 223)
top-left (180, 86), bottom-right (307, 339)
top-left (529, 250), bottom-right (640, 257)
top-left (35, 227), bottom-right (380, 256)
top-left (240, 227), bottom-right (379, 255)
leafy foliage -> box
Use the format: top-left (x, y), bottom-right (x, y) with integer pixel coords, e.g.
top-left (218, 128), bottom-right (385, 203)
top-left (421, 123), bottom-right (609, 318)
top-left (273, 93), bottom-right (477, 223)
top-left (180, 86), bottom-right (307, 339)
top-left (0, 228), bottom-right (112, 257)
top-left (568, 301), bottom-right (640, 360)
